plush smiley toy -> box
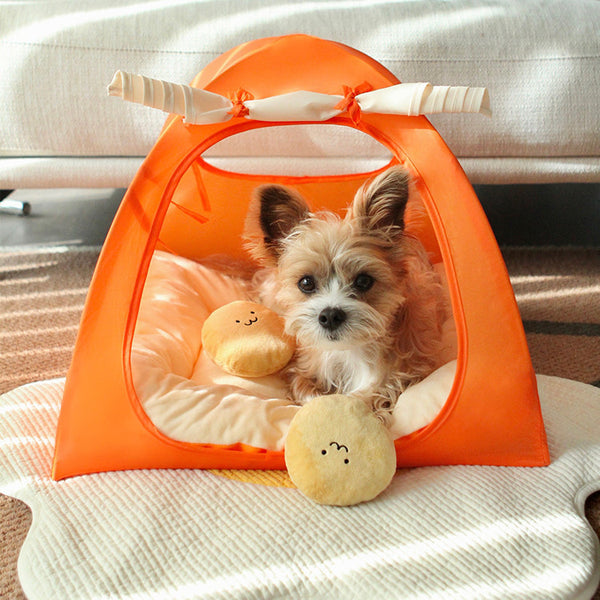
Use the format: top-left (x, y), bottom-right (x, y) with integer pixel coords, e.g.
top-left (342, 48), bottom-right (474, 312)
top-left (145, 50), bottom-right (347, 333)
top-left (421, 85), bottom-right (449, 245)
top-left (201, 300), bottom-right (295, 378)
top-left (285, 394), bottom-right (397, 506)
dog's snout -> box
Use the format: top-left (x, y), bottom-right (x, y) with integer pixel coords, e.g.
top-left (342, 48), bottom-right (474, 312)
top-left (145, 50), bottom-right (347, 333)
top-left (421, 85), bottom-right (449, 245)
top-left (318, 307), bottom-right (347, 331)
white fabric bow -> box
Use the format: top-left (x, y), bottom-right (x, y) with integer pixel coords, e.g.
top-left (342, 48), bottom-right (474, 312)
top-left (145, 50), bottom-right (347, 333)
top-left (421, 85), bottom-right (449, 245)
top-left (108, 70), bottom-right (491, 124)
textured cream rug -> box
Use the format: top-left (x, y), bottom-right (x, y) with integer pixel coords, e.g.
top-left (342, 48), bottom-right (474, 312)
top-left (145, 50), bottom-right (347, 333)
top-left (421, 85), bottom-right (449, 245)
top-left (1, 247), bottom-right (599, 599)
top-left (0, 375), bottom-right (599, 599)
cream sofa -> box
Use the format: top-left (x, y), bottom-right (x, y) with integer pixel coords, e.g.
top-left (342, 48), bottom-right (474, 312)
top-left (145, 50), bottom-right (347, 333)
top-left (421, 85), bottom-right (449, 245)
top-left (1, 0), bottom-right (599, 190)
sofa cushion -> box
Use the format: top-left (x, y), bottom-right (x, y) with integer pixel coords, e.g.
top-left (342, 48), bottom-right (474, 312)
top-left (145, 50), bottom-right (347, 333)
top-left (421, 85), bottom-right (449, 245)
top-left (1, 0), bottom-right (599, 186)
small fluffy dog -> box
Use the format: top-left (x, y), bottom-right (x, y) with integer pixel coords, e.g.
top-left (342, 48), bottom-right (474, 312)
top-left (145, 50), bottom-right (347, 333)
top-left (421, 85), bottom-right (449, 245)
top-left (245, 166), bottom-right (447, 420)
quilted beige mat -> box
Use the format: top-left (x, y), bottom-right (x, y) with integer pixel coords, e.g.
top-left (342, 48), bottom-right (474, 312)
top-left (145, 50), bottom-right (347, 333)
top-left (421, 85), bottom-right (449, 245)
top-left (0, 375), bottom-right (599, 599)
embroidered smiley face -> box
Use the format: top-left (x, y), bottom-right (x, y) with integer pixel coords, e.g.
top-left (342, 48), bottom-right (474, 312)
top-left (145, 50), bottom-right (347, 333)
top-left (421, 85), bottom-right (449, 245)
top-left (235, 310), bottom-right (258, 327)
top-left (321, 441), bottom-right (350, 465)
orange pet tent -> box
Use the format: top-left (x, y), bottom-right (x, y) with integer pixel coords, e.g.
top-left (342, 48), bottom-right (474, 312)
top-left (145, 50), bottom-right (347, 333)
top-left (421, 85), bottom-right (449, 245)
top-left (52, 35), bottom-right (549, 480)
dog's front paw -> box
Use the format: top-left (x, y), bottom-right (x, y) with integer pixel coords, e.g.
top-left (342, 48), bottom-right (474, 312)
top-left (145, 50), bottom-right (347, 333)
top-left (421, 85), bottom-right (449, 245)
top-left (288, 372), bottom-right (322, 406)
top-left (371, 395), bottom-right (395, 428)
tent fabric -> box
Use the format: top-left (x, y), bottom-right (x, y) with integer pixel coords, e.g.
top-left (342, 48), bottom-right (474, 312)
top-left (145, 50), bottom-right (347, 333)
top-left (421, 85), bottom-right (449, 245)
top-left (52, 35), bottom-right (548, 480)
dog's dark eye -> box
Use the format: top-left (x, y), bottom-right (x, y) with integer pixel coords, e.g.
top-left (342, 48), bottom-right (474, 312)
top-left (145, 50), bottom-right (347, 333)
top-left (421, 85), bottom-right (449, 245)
top-left (298, 275), bottom-right (316, 294)
top-left (353, 273), bottom-right (375, 292)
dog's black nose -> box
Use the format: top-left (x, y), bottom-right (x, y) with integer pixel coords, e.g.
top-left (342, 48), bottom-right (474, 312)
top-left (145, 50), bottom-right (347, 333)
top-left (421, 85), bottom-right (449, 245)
top-left (318, 307), bottom-right (347, 331)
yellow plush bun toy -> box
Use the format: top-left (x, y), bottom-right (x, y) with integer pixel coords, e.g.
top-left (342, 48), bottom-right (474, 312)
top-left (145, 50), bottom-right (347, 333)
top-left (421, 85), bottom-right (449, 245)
top-left (285, 395), bottom-right (397, 506)
top-left (201, 301), bottom-right (295, 378)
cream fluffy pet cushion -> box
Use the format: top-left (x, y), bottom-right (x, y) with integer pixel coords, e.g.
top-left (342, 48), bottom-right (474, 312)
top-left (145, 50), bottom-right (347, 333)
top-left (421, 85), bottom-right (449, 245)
top-left (131, 251), bottom-right (456, 451)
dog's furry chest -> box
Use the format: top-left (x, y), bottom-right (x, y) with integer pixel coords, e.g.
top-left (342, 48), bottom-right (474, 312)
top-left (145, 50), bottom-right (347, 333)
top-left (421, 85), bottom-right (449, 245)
top-left (299, 347), bottom-right (383, 396)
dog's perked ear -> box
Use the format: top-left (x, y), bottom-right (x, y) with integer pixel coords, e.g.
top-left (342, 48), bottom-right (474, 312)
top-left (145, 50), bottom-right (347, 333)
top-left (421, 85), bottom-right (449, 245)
top-left (250, 184), bottom-right (311, 257)
top-left (350, 166), bottom-right (410, 234)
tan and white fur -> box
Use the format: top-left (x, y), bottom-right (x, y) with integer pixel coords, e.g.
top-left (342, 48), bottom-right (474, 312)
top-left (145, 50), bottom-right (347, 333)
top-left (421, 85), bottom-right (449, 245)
top-left (244, 166), bottom-right (447, 421)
